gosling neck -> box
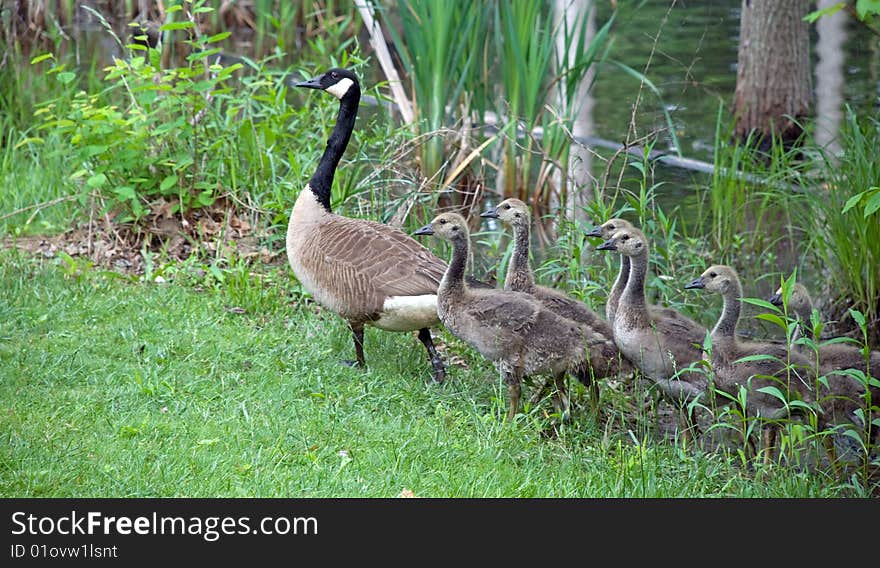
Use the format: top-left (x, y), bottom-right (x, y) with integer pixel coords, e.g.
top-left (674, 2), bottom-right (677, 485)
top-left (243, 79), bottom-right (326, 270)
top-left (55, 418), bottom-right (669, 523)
top-left (505, 221), bottom-right (535, 292)
top-left (608, 254), bottom-right (630, 317)
top-left (308, 85), bottom-right (361, 211)
top-left (621, 248), bottom-right (650, 314)
top-left (439, 234), bottom-right (470, 297)
top-left (712, 279), bottom-right (744, 340)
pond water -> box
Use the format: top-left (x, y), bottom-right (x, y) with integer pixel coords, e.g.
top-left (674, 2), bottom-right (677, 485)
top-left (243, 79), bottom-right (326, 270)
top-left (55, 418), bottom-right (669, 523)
top-left (589, 0), bottom-right (879, 216)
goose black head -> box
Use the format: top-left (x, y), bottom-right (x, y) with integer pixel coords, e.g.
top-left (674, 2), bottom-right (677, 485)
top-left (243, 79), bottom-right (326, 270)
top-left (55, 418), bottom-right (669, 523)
top-left (292, 68), bottom-right (360, 100)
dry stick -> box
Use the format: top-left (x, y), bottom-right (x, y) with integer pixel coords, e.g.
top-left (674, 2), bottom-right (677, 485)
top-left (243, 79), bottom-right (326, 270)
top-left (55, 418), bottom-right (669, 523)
top-left (354, 0), bottom-right (414, 125)
top-left (0, 195), bottom-right (81, 223)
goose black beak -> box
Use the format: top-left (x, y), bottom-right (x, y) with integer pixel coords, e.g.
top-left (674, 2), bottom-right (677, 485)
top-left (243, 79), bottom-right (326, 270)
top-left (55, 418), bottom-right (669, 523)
top-left (768, 292), bottom-right (783, 306)
top-left (596, 239), bottom-right (616, 251)
top-left (480, 207), bottom-right (499, 219)
top-left (293, 75), bottom-right (323, 89)
top-left (413, 224), bottom-right (434, 237)
top-left (684, 277), bottom-right (705, 290)
top-left (585, 226), bottom-right (603, 238)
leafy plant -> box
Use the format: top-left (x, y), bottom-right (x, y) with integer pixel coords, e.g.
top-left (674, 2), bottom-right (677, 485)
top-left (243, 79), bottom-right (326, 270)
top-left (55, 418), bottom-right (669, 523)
top-left (809, 107), bottom-right (880, 327)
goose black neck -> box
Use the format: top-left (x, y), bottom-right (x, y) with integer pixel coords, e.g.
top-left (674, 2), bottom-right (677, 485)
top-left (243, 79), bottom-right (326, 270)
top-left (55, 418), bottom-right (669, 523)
top-left (309, 87), bottom-right (360, 211)
top-left (506, 223), bottom-right (535, 291)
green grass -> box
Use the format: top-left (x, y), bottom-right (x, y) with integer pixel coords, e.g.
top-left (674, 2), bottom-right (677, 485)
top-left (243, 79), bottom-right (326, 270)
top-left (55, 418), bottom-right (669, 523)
top-left (0, 249), bottom-right (857, 497)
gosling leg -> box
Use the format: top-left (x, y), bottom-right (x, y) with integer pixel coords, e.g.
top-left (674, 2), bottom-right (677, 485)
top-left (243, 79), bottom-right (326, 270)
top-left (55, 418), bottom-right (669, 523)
top-left (574, 367), bottom-right (600, 417)
top-left (505, 368), bottom-right (523, 422)
top-left (417, 327), bottom-right (446, 384)
top-left (553, 372), bottom-right (571, 422)
top-left (762, 424), bottom-right (778, 467)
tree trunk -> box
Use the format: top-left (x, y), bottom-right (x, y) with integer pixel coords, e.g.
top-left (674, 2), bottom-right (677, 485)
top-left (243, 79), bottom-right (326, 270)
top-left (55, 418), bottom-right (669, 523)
top-left (733, 0), bottom-right (812, 150)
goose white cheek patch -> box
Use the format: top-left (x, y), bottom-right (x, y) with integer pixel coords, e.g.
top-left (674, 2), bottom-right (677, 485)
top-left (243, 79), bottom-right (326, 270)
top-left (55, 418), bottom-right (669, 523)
top-left (326, 77), bottom-right (354, 100)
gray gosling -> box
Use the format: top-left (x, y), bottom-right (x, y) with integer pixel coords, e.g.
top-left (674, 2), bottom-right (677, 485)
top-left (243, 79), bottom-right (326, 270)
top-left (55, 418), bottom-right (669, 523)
top-left (585, 218), bottom-right (683, 327)
top-left (769, 282), bottom-right (880, 453)
top-left (415, 212), bottom-right (616, 422)
top-left (686, 265), bottom-right (824, 465)
top-left (481, 198), bottom-right (630, 411)
top-left (598, 227), bottom-right (709, 439)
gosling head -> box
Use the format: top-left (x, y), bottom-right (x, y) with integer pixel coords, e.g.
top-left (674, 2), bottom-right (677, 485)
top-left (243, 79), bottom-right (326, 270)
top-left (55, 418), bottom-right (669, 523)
top-left (292, 67), bottom-right (360, 100)
top-left (585, 218), bottom-right (634, 239)
top-left (480, 198), bottom-right (530, 228)
top-left (414, 212), bottom-right (469, 242)
top-left (596, 227), bottom-right (647, 257)
top-left (684, 264), bottom-right (739, 295)
top-left (768, 282), bottom-right (812, 313)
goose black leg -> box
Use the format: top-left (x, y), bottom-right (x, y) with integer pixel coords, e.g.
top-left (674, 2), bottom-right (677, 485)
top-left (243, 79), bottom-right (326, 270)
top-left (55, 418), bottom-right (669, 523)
top-left (346, 321), bottom-right (366, 368)
top-left (417, 327), bottom-right (446, 384)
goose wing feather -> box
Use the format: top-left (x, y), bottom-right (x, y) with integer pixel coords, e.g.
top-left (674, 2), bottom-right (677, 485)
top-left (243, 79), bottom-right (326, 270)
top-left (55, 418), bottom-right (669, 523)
top-left (306, 216), bottom-right (446, 311)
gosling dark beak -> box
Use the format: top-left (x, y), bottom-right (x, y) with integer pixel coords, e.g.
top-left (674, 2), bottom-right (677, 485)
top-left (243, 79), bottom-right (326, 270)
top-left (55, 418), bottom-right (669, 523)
top-left (585, 226), bottom-right (603, 238)
top-left (413, 224), bottom-right (434, 237)
top-left (596, 239), bottom-right (616, 251)
top-left (768, 292), bottom-right (783, 306)
top-left (480, 207), bottom-right (499, 219)
top-left (684, 277), bottom-right (705, 290)
top-left (292, 75), bottom-right (323, 89)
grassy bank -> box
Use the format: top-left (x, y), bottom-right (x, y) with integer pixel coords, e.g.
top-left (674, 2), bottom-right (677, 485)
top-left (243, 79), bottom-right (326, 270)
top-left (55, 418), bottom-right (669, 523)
top-left (0, 249), bottom-right (861, 497)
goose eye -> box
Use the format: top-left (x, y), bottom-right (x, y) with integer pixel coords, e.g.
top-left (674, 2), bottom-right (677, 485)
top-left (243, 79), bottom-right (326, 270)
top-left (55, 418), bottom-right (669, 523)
top-left (331, 71), bottom-right (339, 79)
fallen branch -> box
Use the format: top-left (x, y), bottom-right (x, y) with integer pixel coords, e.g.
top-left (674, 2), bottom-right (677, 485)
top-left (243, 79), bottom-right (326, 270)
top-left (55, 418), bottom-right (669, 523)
top-left (0, 195), bottom-right (81, 222)
top-left (354, 0), bottom-right (414, 125)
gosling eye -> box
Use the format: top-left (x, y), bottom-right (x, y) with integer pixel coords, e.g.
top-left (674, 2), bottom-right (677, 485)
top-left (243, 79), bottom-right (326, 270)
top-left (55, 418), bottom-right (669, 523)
top-left (709, 271), bottom-right (717, 278)
top-left (503, 204), bottom-right (511, 209)
top-left (514, 213), bottom-right (521, 218)
top-left (607, 224), bottom-right (615, 231)
top-left (621, 235), bottom-right (629, 241)
top-left (439, 218), bottom-right (447, 225)
top-left (450, 226), bottom-right (458, 231)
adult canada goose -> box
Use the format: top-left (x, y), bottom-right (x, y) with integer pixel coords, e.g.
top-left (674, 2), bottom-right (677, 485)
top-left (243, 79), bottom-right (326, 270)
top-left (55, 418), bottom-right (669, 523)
top-left (597, 227), bottom-right (708, 438)
top-left (585, 218), bottom-right (683, 327)
top-left (287, 68), bottom-right (451, 382)
top-left (415, 212), bottom-right (619, 421)
top-left (480, 198), bottom-right (628, 409)
top-left (769, 283), bottom-right (880, 451)
top-left (685, 265), bottom-right (824, 464)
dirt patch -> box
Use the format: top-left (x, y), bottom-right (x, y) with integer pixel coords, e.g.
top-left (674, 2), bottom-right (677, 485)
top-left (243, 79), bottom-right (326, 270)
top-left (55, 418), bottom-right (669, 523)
top-left (1, 197), bottom-right (283, 275)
